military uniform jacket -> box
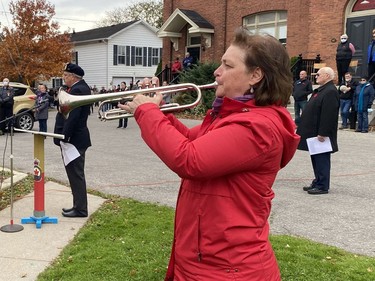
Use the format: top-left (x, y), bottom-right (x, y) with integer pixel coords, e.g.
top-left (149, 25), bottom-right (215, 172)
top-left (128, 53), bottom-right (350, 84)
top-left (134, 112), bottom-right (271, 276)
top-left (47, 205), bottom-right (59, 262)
top-left (53, 80), bottom-right (91, 151)
top-left (297, 80), bottom-right (340, 152)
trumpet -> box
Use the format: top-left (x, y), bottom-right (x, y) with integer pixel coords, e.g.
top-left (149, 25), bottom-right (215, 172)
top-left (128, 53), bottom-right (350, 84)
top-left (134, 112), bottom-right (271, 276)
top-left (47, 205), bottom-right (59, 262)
top-left (58, 82), bottom-right (217, 120)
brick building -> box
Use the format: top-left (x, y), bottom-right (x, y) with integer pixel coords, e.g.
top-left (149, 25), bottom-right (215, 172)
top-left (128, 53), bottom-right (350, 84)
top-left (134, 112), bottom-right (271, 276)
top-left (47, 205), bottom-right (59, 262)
top-left (158, 0), bottom-right (375, 80)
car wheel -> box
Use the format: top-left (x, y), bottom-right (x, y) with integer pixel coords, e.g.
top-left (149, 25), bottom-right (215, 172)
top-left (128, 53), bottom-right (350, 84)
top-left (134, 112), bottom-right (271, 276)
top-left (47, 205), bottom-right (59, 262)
top-left (15, 112), bottom-right (34, 130)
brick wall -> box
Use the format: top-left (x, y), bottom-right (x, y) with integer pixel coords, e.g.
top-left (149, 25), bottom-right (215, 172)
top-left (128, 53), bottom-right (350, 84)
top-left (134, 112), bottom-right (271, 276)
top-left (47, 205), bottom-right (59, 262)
top-left (161, 0), bottom-right (350, 74)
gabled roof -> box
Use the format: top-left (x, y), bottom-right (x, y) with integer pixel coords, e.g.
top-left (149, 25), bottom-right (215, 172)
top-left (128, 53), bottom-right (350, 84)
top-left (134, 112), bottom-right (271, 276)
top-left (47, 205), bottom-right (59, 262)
top-left (158, 8), bottom-right (214, 38)
top-left (70, 20), bottom-right (158, 43)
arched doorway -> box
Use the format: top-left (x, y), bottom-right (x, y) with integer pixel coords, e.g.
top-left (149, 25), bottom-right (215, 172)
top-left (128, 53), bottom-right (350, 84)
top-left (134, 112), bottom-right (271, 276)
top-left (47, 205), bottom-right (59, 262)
top-left (346, 0), bottom-right (375, 78)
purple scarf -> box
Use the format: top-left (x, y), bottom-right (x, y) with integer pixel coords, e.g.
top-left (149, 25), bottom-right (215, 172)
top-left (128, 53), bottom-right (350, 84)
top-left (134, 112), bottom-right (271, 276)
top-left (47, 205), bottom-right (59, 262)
top-left (212, 94), bottom-right (254, 114)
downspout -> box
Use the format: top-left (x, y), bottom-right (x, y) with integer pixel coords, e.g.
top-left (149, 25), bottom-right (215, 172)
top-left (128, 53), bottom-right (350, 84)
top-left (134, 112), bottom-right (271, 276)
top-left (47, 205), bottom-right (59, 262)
top-left (169, 0), bottom-right (174, 70)
top-left (224, 0), bottom-right (228, 53)
top-left (103, 39), bottom-right (109, 89)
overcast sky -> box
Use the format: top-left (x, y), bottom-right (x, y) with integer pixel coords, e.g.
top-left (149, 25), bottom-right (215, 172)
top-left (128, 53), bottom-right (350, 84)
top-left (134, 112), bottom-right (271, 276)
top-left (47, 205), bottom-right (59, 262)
top-left (0, 0), bottom-right (138, 32)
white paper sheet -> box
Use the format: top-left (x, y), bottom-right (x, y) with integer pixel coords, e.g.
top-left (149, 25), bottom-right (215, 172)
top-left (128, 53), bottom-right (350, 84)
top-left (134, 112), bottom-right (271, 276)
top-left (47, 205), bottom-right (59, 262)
top-left (60, 142), bottom-right (80, 166)
top-left (306, 137), bottom-right (333, 155)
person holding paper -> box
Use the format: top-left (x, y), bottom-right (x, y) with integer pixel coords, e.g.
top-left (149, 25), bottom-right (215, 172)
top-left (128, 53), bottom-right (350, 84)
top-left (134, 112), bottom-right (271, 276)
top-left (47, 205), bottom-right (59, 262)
top-left (296, 67), bottom-right (339, 195)
top-left (53, 63), bottom-right (92, 217)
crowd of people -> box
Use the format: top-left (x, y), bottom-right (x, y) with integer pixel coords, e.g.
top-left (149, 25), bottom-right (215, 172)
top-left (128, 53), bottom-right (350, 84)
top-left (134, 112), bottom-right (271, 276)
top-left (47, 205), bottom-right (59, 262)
top-left (293, 28), bottom-right (375, 134)
top-left (291, 28), bottom-right (375, 198)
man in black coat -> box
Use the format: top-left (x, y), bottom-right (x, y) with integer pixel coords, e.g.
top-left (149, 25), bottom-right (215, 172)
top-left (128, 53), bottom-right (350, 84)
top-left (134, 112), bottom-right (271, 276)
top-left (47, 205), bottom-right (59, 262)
top-left (292, 70), bottom-right (313, 125)
top-left (54, 63), bottom-right (92, 217)
top-left (0, 78), bottom-right (15, 135)
top-left (296, 67), bottom-right (340, 195)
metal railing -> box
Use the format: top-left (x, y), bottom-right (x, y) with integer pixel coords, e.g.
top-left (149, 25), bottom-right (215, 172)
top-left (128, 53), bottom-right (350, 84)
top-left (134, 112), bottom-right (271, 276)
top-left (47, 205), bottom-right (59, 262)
top-left (291, 54), bottom-right (322, 83)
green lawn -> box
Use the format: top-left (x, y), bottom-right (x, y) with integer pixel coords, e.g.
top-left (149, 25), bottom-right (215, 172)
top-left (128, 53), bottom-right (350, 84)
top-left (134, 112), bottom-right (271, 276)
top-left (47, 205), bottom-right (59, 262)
top-left (38, 196), bottom-right (374, 281)
top-left (2, 175), bottom-right (374, 280)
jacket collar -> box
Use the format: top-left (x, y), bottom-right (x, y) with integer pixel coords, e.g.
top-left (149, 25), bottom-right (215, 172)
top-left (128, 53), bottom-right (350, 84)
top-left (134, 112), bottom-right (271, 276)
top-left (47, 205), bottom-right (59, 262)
top-left (211, 97), bottom-right (256, 118)
top-left (316, 80), bottom-right (334, 92)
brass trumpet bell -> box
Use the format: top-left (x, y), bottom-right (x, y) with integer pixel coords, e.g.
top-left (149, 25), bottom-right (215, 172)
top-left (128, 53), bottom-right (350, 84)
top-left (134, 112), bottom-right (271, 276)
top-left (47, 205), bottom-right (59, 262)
top-left (58, 82), bottom-right (217, 120)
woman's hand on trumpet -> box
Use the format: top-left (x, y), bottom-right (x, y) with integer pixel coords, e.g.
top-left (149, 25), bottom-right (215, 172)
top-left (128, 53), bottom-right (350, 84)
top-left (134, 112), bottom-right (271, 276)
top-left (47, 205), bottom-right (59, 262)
top-left (118, 92), bottom-right (163, 114)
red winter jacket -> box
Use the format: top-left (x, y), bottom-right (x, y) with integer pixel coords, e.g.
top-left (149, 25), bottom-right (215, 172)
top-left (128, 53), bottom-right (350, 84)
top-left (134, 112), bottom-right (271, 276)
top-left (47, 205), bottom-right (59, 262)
top-left (134, 97), bottom-right (300, 281)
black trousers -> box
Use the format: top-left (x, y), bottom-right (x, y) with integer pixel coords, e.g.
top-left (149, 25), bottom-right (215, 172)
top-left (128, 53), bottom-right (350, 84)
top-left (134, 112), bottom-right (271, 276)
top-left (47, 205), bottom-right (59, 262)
top-left (368, 62), bottom-right (375, 82)
top-left (310, 152), bottom-right (331, 191)
top-left (336, 59), bottom-right (351, 85)
top-left (348, 110), bottom-right (357, 129)
top-left (64, 148), bottom-right (88, 214)
top-left (118, 118), bottom-right (128, 128)
top-left (0, 106), bottom-right (13, 131)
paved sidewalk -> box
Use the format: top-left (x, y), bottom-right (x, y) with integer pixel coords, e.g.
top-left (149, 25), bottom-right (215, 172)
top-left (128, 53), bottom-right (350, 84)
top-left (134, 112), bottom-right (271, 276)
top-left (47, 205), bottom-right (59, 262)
top-left (0, 181), bottom-right (106, 281)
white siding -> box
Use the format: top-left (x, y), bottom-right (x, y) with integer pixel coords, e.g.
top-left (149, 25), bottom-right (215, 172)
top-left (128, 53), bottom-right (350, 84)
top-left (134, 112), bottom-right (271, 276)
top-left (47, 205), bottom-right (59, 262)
top-left (75, 42), bottom-right (108, 89)
top-left (71, 21), bottom-right (162, 91)
top-left (108, 22), bottom-right (162, 87)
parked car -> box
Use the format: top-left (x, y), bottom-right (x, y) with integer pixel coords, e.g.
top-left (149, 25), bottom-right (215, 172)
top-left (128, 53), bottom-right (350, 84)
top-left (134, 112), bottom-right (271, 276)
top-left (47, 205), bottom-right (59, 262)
top-left (0, 82), bottom-right (36, 130)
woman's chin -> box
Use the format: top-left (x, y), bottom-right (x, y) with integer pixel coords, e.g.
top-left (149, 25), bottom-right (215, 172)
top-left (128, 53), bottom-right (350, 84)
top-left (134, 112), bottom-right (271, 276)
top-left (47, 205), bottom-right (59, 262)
top-left (215, 91), bottom-right (224, 98)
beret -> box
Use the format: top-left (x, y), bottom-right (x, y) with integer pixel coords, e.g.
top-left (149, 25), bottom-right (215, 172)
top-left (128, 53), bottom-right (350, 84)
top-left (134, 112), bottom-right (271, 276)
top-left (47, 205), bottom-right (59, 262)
top-left (64, 63), bottom-right (84, 77)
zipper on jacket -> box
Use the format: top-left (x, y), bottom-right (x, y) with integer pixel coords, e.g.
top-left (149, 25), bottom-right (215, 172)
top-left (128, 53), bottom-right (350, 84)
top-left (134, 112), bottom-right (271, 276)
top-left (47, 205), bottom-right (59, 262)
top-left (197, 215), bottom-right (202, 262)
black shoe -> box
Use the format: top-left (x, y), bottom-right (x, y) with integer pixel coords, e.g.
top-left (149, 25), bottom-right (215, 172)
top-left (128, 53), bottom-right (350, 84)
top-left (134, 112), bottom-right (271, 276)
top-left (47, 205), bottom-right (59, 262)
top-left (361, 130), bottom-right (368, 133)
top-left (62, 209), bottom-right (88, 217)
top-left (307, 187), bottom-right (329, 195)
top-left (62, 207), bottom-right (74, 213)
top-left (355, 129), bottom-right (361, 132)
top-left (303, 185), bottom-right (314, 191)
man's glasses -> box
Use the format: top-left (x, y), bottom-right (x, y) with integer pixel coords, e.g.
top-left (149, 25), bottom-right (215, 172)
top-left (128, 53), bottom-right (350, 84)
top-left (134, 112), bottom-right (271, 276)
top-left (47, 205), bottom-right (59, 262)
top-left (361, 79), bottom-right (366, 82)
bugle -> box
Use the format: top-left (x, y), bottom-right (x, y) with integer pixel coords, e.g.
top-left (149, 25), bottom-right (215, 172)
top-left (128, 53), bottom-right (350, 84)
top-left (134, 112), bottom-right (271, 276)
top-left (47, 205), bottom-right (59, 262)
top-left (58, 82), bottom-right (217, 120)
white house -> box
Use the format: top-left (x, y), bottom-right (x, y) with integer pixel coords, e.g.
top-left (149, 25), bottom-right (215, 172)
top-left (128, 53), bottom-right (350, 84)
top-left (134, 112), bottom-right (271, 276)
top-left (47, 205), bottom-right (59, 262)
top-left (49, 20), bottom-right (162, 90)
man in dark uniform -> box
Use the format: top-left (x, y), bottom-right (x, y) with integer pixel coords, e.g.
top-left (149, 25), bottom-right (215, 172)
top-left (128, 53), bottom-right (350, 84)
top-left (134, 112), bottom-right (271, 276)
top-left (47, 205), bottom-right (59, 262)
top-left (297, 67), bottom-right (340, 195)
top-left (54, 63), bottom-right (91, 217)
top-left (0, 78), bottom-right (15, 135)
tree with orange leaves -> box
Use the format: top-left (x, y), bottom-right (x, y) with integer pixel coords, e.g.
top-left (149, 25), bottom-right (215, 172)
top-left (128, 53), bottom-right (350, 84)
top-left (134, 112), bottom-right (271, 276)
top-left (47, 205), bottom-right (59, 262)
top-left (0, 0), bottom-right (72, 84)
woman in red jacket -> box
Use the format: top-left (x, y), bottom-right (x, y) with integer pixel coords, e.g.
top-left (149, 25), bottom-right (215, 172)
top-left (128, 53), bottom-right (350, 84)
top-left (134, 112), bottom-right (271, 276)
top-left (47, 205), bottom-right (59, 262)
top-left (120, 28), bottom-right (300, 281)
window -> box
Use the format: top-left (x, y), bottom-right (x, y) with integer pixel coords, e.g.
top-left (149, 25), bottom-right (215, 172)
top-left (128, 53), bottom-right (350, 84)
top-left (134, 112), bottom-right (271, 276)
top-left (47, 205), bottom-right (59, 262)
top-left (189, 36), bottom-right (201, 46)
top-left (113, 45), bottom-right (161, 66)
top-left (52, 78), bottom-right (63, 88)
top-left (135, 47), bottom-right (143, 65)
top-left (118, 46), bottom-right (126, 65)
top-left (243, 11), bottom-right (287, 43)
top-left (71, 51), bottom-right (78, 65)
top-left (151, 48), bottom-right (160, 65)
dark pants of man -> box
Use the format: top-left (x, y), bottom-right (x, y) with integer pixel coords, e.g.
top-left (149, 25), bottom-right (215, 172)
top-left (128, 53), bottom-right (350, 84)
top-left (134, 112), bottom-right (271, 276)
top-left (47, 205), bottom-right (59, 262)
top-left (118, 117), bottom-right (128, 128)
top-left (310, 152), bottom-right (331, 191)
top-left (64, 148), bottom-right (88, 214)
top-left (348, 110), bottom-right (357, 129)
top-left (336, 59), bottom-right (351, 85)
top-left (0, 106), bottom-right (13, 132)
top-left (369, 62), bottom-right (375, 83)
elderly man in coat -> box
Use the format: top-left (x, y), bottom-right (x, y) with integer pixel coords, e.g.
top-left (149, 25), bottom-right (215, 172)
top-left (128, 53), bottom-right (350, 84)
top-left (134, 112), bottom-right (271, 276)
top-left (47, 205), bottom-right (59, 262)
top-left (297, 67), bottom-right (340, 195)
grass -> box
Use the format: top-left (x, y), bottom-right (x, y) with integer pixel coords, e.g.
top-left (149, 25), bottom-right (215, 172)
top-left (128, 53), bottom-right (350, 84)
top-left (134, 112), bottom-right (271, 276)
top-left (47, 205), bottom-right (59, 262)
top-left (1, 174), bottom-right (374, 280)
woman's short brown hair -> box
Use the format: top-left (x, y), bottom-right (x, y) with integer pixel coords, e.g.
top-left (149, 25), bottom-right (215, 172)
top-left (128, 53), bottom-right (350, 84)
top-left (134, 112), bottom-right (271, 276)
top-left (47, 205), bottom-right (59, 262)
top-left (232, 27), bottom-right (292, 107)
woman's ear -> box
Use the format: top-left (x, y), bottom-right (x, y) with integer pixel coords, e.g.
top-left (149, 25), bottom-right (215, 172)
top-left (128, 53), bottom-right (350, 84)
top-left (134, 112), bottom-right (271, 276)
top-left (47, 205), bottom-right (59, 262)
top-left (249, 67), bottom-right (264, 85)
